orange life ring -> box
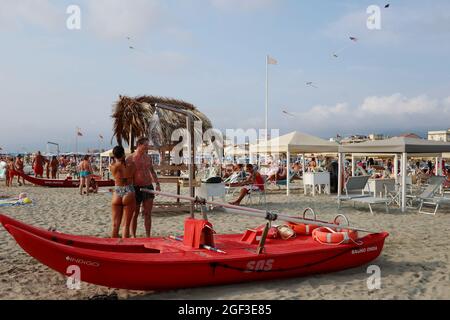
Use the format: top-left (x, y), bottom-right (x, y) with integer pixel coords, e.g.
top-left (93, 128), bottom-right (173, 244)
top-left (287, 208), bottom-right (319, 235)
top-left (312, 227), bottom-right (358, 244)
top-left (287, 222), bottom-right (319, 235)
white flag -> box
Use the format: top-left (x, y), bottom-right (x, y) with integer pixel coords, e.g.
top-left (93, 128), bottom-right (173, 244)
top-left (267, 55), bottom-right (278, 65)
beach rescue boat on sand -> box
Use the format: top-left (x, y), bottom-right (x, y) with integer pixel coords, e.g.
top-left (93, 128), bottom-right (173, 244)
top-left (10, 170), bottom-right (115, 188)
top-left (0, 190), bottom-right (388, 291)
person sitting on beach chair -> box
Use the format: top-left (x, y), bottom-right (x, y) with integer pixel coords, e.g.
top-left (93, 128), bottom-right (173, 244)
top-left (229, 164), bottom-right (265, 206)
top-left (222, 164), bottom-right (234, 179)
top-left (266, 161), bottom-right (279, 181)
top-left (292, 161), bottom-right (302, 177)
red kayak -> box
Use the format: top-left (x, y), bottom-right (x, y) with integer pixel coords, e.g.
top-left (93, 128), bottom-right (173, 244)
top-left (11, 170), bottom-right (114, 188)
top-left (0, 214), bottom-right (388, 291)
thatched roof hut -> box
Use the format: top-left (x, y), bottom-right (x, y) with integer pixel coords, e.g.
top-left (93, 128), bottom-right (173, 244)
top-left (112, 95), bottom-right (213, 150)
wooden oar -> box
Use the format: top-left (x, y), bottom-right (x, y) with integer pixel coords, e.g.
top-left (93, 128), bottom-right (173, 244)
top-left (143, 190), bottom-right (379, 234)
top-left (256, 223), bottom-right (270, 255)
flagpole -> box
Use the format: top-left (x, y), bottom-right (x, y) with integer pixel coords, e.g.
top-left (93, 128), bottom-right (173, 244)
top-left (75, 127), bottom-right (78, 154)
top-left (265, 55), bottom-right (269, 144)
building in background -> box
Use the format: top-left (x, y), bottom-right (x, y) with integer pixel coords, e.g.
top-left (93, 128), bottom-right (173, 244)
top-left (428, 129), bottom-right (450, 142)
top-left (368, 133), bottom-right (386, 141)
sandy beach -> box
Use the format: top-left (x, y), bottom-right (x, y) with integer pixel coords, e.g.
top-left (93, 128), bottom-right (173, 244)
top-left (1, 183), bottom-right (449, 300)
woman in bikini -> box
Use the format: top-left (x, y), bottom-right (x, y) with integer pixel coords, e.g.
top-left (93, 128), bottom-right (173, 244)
top-left (110, 146), bottom-right (136, 238)
top-left (8, 158), bottom-right (16, 187)
top-left (78, 155), bottom-right (93, 196)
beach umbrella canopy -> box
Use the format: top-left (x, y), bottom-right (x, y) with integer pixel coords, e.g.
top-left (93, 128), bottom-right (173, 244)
top-left (100, 148), bottom-right (132, 158)
top-left (250, 131), bottom-right (339, 154)
top-left (224, 145), bottom-right (248, 156)
top-left (339, 137), bottom-right (450, 154)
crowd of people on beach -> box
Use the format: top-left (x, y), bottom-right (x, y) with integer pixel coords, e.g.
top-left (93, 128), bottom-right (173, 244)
top-left (348, 157), bottom-right (448, 181)
top-left (2, 146), bottom-right (449, 240)
top-left (0, 155), bottom-right (27, 187)
top-left (0, 152), bottom-right (102, 187)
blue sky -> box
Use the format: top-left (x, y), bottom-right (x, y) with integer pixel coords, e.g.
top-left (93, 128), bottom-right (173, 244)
top-left (1, 0), bottom-right (450, 153)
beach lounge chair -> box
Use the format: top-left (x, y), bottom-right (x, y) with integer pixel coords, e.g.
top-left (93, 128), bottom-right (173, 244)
top-left (224, 172), bottom-right (245, 198)
top-left (383, 181), bottom-right (401, 207)
top-left (245, 178), bottom-right (267, 208)
top-left (419, 195), bottom-right (450, 215)
top-left (407, 176), bottom-right (447, 215)
top-left (268, 171), bottom-right (298, 190)
top-left (337, 176), bottom-right (389, 215)
top-left (337, 176), bottom-right (371, 205)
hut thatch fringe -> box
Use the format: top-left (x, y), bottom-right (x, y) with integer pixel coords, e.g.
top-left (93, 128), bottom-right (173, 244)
top-left (112, 95), bottom-right (213, 148)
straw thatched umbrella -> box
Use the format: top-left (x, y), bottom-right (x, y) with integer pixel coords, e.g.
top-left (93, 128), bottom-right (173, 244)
top-left (112, 95), bottom-right (213, 152)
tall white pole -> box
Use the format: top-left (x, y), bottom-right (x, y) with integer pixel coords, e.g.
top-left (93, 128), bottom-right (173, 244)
top-left (401, 152), bottom-right (407, 212)
top-left (436, 157), bottom-right (443, 176)
top-left (394, 154), bottom-right (399, 183)
top-left (302, 154), bottom-right (306, 195)
top-left (338, 153), bottom-right (343, 198)
top-left (287, 151), bottom-right (290, 196)
top-left (265, 55), bottom-right (269, 144)
top-left (351, 154), bottom-right (356, 177)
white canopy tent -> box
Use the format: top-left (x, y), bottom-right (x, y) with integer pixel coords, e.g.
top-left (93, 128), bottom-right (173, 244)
top-left (224, 145), bottom-right (248, 156)
top-left (338, 137), bottom-right (450, 212)
top-left (100, 148), bottom-right (132, 176)
top-left (100, 148), bottom-right (132, 158)
top-left (250, 131), bottom-right (339, 195)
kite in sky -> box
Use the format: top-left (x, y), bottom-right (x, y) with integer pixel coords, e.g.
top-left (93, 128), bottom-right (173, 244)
top-left (282, 110), bottom-right (296, 117)
top-left (332, 36), bottom-right (359, 58)
top-left (306, 82), bottom-right (318, 88)
top-left (385, 4), bottom-right (390, 8)
top-left (126, 36), bottom-right (150, 55)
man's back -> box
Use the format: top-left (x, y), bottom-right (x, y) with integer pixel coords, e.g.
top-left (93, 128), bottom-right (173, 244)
top-left (127, 153), bottom-right (153, 186)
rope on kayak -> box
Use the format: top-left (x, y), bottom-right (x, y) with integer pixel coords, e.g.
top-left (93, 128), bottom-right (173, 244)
top-left (209, 247), bottom-right (355, 274)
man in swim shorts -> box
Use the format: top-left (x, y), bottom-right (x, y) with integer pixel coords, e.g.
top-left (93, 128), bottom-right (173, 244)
top-left (127, 137), bottom-right (161, 238)
top-left (15, 155), bottom-right (26, 186)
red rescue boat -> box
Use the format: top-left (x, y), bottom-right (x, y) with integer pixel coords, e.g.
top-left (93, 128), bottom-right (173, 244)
top-left (11, 170), bottom-right (115, 188)
top-left (0, 213), bottom-right (388, 291)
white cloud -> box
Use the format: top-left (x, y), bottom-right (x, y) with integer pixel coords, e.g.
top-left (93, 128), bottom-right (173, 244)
top-left (308, 103), bottom-right (350, 118)
top-left (323, 3), bottom-right (450, 48)
top-left (0, 0), bottom-right (62, 31)
top-left (289, 94), bottom-right (450, 135)
top-left (85, 0), bottom-right (164, 39)
top-left (360, 94), bottom-right (438, 115)
top-left (210, 0), bottom-right (276, 12)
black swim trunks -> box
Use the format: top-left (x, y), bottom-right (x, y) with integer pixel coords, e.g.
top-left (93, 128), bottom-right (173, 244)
top-left (134, 185), bottom-right (155, 203)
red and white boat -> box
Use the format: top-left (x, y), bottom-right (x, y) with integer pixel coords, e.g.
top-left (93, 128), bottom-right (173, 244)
top-left (0, 206), bottom-right (388, 291)
top-left (11, 170), bottom-right (114, 188)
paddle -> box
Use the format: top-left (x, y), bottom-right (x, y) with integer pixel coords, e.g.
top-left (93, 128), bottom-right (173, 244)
top-left (142, 190), bottom-right (380, 234)
top-left (256, 223), bottom-right (270, 255)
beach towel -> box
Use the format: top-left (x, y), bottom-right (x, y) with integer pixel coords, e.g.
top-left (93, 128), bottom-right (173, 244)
top-left (0, 198), bottom-right (33, 207)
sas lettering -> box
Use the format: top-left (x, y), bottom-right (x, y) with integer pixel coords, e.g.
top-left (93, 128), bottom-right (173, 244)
top-left (245, 259), bottom-right (274, 272)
